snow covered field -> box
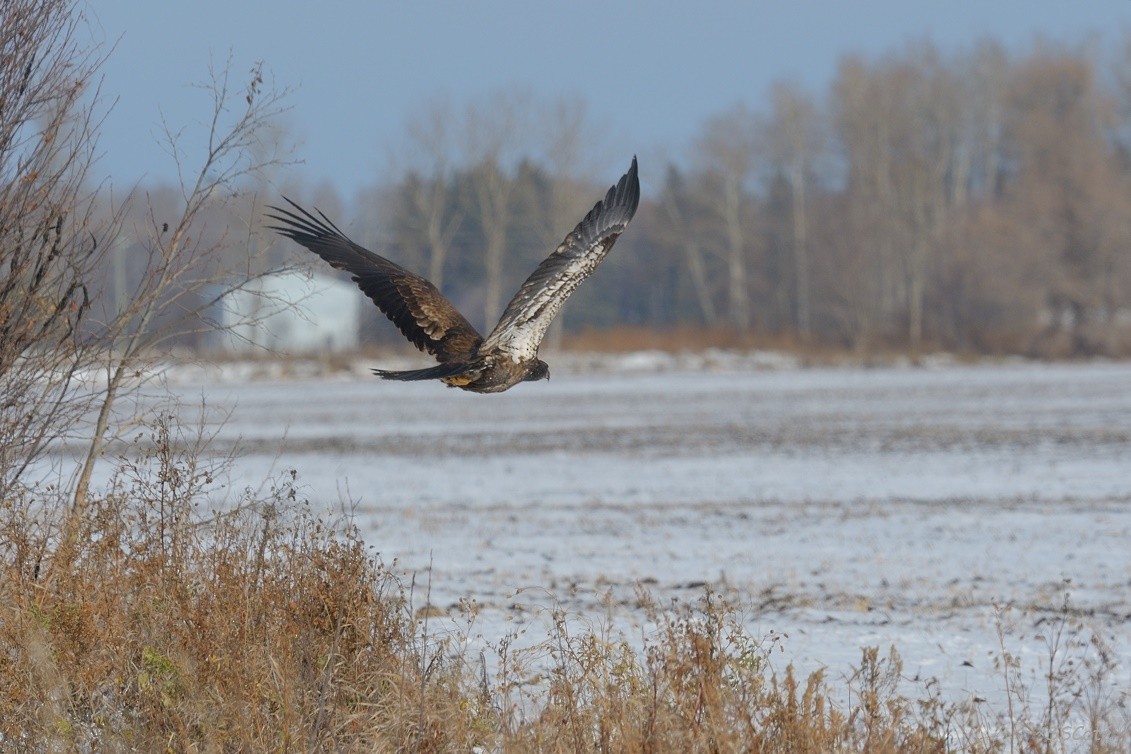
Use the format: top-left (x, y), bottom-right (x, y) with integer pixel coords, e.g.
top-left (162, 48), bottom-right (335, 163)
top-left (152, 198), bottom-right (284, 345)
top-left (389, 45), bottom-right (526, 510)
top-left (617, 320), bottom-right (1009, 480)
top-left (154, 357), bottom-right (1131, 710)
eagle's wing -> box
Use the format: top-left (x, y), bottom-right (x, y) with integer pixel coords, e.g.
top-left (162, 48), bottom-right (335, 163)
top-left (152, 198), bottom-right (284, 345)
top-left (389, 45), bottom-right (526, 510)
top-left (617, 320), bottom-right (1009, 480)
top-left (266, 199), bottom-right (484, 361)
top-left (481, 156), bottom-right (640, 361)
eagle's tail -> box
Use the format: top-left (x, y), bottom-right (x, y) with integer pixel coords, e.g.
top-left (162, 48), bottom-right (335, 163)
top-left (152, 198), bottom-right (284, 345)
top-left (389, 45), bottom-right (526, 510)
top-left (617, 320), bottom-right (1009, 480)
top-left (372, 363), bottom-right (477, 382)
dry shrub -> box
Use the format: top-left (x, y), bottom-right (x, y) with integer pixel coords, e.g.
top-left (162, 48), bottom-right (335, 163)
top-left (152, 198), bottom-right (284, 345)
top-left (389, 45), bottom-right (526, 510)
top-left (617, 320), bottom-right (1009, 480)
top-left (0, 416), bottom-right (483, 752)
top-left (492, 589), bottom-right (955, 754)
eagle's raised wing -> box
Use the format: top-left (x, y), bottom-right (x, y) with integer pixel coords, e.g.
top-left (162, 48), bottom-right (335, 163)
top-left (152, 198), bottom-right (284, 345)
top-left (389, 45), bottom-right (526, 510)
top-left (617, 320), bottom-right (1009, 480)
top-left (481, 156), bottom-right (640, 361)
top-left (266, 199), bottom-right (484, 362)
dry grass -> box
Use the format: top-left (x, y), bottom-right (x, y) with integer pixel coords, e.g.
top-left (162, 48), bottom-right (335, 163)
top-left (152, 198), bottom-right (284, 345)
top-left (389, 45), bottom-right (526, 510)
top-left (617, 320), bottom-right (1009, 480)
top-left (2, 417), bottom-right (1128, 752)
top-left (0, 418), bottom-right (485, 752)
top-left (490, 593), bottom-right (959, 754)
top-left (558, 325), bottom-right (987, 367)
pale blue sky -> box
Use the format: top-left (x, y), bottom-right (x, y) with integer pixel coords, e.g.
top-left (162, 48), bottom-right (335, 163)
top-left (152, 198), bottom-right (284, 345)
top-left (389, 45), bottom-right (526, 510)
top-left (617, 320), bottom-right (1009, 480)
top-left (87, 2), bottom-right (1130, 195)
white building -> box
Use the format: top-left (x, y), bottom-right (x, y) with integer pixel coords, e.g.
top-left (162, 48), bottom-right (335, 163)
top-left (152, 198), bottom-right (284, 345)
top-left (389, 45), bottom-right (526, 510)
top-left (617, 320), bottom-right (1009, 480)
top-left (212, 270), bottom-right (364, 354)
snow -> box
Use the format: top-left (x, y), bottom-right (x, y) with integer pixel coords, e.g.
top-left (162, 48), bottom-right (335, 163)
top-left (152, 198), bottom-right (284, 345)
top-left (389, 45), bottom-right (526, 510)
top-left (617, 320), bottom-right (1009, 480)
top-left (90, 358), bottom-right (1131, 710)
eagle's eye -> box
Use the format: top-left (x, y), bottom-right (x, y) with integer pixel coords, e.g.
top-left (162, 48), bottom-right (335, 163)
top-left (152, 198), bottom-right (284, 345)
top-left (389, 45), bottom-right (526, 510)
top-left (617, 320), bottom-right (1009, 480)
top-left (525, 360), bottom-right (550, 382)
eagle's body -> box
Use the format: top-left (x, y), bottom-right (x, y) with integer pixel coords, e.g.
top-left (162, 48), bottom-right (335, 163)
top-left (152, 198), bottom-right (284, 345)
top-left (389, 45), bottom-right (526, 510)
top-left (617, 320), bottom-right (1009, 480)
top-left (268, 157), bottom-right (640, 393)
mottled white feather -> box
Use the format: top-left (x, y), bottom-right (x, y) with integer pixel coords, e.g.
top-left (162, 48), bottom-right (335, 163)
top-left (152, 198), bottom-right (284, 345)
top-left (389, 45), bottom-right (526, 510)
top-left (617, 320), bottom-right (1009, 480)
top-left (482, 157), bottom-right (639, 361)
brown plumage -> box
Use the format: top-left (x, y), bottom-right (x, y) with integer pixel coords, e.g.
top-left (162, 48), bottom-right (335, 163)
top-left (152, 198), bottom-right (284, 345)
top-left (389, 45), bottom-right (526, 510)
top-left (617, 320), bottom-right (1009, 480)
top-left (267, 156), bottom-right (640, 393)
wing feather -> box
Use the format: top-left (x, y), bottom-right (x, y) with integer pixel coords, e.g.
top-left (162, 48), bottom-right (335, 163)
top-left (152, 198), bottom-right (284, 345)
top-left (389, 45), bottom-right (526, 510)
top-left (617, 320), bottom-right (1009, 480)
top-left (266, 199), bottom-right (483, 361)
top-left (482, 156), bottom-right (640, 360)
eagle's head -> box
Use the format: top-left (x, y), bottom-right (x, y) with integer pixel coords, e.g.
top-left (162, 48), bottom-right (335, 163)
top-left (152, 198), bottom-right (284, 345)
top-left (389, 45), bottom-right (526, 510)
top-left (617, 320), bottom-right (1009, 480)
top-left (524, 359), bottom-right (550, 383)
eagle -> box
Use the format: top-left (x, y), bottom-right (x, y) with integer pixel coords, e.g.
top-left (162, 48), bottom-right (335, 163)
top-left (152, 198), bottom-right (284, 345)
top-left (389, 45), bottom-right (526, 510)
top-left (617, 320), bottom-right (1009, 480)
top-left (267, 156), bottom-right (640, 393)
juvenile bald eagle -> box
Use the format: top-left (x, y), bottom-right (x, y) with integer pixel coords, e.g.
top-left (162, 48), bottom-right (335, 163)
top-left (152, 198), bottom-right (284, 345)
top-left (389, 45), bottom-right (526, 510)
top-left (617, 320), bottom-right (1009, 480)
top-left (267, 156), bottom-right (640, 393)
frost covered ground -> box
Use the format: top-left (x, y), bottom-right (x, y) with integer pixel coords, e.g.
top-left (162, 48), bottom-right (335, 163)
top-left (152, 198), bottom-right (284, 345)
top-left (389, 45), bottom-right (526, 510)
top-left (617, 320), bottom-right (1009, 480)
top-left (133, 355), bottom-right (1131, 710)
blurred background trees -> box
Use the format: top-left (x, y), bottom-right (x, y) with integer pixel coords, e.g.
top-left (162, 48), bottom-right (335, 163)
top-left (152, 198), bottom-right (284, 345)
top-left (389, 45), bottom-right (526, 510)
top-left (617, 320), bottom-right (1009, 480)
top-left (8, 0), bottom-right (1131, 381)
top-left (312, 35), bottom-right (1131, 358)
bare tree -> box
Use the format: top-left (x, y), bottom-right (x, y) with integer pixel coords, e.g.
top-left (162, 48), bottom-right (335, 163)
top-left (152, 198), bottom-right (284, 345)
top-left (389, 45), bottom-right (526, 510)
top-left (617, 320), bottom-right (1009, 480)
top-left (831, 46), bottom-right (967, 351)
top-left (655, 166), bottom-right (719, 326)
top-left (831, 55), bottom-right (899, 350)
top-left (952, 39), bottom-right (1009, 205)
top-left (389, 100), bottom-right (462, 292)
top-left (897, 45), bottom-right (964, 351)
top-left (761, 81), bottom-right (824, 336)
top-left (1002, 47), bottom-right (1127, 354)
top-left (0, 0), bottom-right (114, 498)
top-left (695, 105), bottom-right (759, 331)
top-left (67, 57), bottom-right (292, 532)
top-left (461, 91), bottom-right (530, 327)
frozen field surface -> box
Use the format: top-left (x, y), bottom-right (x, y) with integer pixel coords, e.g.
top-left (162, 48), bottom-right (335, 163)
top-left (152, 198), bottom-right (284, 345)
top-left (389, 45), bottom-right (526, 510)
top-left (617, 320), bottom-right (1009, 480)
top-left (166, 358), bottom-right (1131, 708)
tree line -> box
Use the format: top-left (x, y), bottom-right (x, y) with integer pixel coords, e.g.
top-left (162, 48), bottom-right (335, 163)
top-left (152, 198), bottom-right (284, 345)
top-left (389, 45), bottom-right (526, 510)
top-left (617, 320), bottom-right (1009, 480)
top-left (12, 4), bottom-right (1131, 366)
top-left (304, 36), bottom-right (1130, 357)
